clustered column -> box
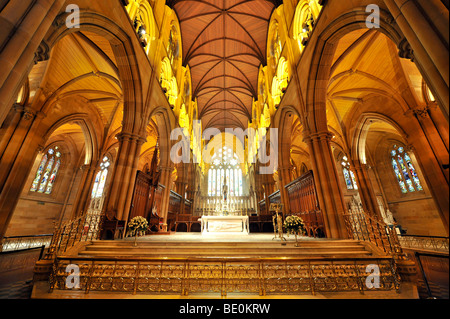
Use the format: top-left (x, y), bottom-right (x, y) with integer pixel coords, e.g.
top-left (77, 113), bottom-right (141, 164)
top-left (352, 160), bottom-right (382, 219)
top-left (105, 132), bottom-right (146, 223)
top-left (0, 0), bottom-right (66, 124)
top-left (303, 130), bottom-right (347, 239)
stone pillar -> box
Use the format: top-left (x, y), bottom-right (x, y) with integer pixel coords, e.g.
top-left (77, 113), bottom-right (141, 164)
top-left (0, 111), bottom-right (45, 241)
top-left (159, 166), bottom-right (174, 224)
top-left (71, 164), bottom-right (97, 219)
top-left (0, 0), bottom-right (66, 126)
top-left (384, 0), bottom-right (449, 119)
top-left (303, 131), bottom-right (347, 239)
top-left (353, 161), bottom-right (382, 219)
top-left (105, 132), bottom-right (146, 223)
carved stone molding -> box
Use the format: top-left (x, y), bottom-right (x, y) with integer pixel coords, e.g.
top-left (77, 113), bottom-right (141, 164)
top-left (23, 107), bottom-right (37, 121)
top-left (398, 38), bottom-right (414, 62)
top-left (405, 107), bottom-right (430, 118)
top-left (34, 42), bottom-right (50, 64)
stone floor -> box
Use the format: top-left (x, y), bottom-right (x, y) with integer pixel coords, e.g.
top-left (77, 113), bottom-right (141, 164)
top-left (0, 267), bottom-right (34, 299)
top-left (123, 232), bottom-right (322, 243)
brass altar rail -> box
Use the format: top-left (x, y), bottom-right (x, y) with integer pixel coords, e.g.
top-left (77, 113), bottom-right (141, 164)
top-left (44, 212), bottom-right (103, 260)
top-left (343, 211), bottom-right (405, 260)
top-left (1, 234), bottom-right (53, 252)
top-left (49, 256), bottom-right (400, 296)
top-left (398, 235), bottom-right (449, 253)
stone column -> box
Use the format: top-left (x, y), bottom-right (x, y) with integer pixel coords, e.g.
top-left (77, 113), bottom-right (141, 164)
top-left (71, 164), bottom-right (97, 219)
top-left (0, 0), bottom-right (66, 126)
top-left (104, 132), bottom-right (146, 223)
top-left (353, 161), bottom-right (382, 219)
top-left (159, 166), bottom-right (174, 224)
top-left (0, 111), bottom-right (45, 241)
top-left (303, 131), bottom-right (347, 239)
top-left (384, 0), bottom-right (449, 119)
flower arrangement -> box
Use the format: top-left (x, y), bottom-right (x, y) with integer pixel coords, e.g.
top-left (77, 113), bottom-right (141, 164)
top-left (283, 215), bottom-right (306, 235)
top-left (126, 216), bottom-right (149, 237)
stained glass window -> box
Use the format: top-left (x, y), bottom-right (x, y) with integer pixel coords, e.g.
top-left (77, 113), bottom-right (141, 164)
top-left (341, 156), bottom-right (358, 190)
top-left (207, 146), bottom-right (244, 198)
top-left (343, 168), bottom-right (354, 190)
top-left (91, 156), bottom-right (111, 199)
top-left (349, 170), bottom-right (358, 190)
top-left (30, 147), bottom-right (62, 194)
top-left (390, 145), bottom-right (423, 193)
top-left (45, 159), bottom-right (60, 194)
top-left (31, 154), bottom-right (48, 192)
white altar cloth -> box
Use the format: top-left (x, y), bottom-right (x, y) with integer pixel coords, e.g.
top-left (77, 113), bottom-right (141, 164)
top-left (201, 215), bottom-right (249, 234)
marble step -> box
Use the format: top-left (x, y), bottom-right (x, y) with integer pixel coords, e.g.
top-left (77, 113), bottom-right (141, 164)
top-left (81, 245), bottom-right (368, 253)
top-left (77, 241), bottom-right (373, 258)
top-left (88, 240), bottom-right (360, 247)
top-left (77, 250), bottom-right (373, 258)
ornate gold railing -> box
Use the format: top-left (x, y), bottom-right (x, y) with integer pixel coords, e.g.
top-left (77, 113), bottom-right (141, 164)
top-left (398, 235), bottom-right (449, 253)
top-left (343, 211), bottom-right (405, 260)
top-left (1, 234), bottom-right (53, 252)
top-left (44, 212), bottom-right (103, 260)
top-left (49, 256), bottom-right (400, 296)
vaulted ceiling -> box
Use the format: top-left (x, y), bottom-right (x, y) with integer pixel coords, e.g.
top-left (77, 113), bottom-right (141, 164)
top-left (170, 0), bottom-right (278, 131)
top-left (327, 29), bottom-right (425, 136)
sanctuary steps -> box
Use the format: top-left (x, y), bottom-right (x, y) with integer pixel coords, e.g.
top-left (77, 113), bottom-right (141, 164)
top-left (74, 239), bottom-right (377, 259)
top-left (34, 235), bottom-right (411, 298)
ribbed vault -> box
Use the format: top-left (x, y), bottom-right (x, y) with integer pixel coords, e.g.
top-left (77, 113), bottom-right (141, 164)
top-left (171, 0), bottom-right (277, 131)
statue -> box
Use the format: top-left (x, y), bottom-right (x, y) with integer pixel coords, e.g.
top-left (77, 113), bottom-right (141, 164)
top-left (222, 178), bottom-right (228, 201)
top-left (270, 203), bottom-right (286, 241)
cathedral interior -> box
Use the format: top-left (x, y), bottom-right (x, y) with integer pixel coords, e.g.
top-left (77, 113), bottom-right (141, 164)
top-left (0, 0), bottom-right (448, 302)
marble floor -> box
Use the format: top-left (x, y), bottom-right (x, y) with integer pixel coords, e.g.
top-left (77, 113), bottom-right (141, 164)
top-left (122, 232), bottom-right (326, 243)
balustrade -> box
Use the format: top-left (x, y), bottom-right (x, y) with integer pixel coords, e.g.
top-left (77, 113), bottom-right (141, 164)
top-left (49, 256), bottom-right (400, 296)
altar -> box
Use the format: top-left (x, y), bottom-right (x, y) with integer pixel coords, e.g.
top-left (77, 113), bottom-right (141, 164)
top-left (201, 215), bottom-right (249, 234)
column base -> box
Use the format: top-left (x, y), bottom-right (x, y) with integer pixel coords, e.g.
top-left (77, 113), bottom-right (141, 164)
top-left (33, 259), bottom-right (54, 282)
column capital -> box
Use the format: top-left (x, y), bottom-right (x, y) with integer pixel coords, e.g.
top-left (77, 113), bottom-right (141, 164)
top-left (159, 166), bottom-right (174, 172)
top-left (303, 130), bottom-right (333, 143)
top-left (80, 164), bottom-right (95, 172)
top-left (34, 42), bottom-right (51, 64)
top-left (36, 144), bottom-right (45, 153)
top-left (398, 38), bottom-right (414, 62)
top-left (23, 107), bottom-right (37, 121)
top-left (116, 132), bottom-right (147, 145)
top-left (353, 162), bottom-right (368, 172)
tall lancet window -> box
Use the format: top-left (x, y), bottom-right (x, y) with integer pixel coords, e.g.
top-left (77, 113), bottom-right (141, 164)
top-left (30, 146), bottom-right (62, 194)
top-left (91, 156), bottom-right (111, 199)
top-left (390, 145), bottom-right (423, 193)
top-left (341, 156), bottom-right (358, 190)
top-left (207, 146), bottom-right (243, 197)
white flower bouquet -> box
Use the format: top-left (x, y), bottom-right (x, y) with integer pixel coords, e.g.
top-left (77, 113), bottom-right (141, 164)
top-left (283, 215), bottom-right (306, 235)
top-left (126, 216), bottom-right (149, 237)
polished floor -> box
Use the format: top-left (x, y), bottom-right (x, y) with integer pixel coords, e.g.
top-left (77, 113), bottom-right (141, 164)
top-left (122, 232), bottom-right (322, 243)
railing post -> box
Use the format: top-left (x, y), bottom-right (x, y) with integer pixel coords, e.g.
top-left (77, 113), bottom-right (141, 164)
top-left (354, 261), bottom-right (364, 295)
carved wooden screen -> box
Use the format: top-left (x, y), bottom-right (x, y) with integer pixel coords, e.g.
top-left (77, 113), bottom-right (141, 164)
top-left (268, 190), bottom-right (281, 205)
top-left (169, 190), bottom-right (182, 215)
top-left (285, 170), bottom-right (325, 237)
top-left (129, 170), bottom-right (152, 221)
top-left (285, 170), bottom-right (319, 213)
top-left (259, 199), bottom-right (266, 215)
